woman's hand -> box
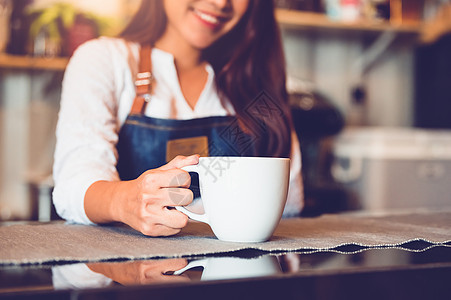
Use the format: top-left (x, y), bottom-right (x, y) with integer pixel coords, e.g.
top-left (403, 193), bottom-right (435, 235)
top-left (87, 259), bottom-right (190, 286)
top-left (84, 155), bottom-right (199, 236)
top-left (116, 155), bottom-right (199, 236)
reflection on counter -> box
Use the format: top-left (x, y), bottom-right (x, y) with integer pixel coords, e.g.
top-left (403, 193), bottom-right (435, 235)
top-left (1, 241), bottom-right (450, 296)
top-left (53, 256), bottom-right (282, 290)
top-left (172, 256), bottom-right (282, 281)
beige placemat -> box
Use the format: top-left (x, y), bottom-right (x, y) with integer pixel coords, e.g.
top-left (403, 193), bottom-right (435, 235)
top-left (1, 210), bottom-right (450, 265)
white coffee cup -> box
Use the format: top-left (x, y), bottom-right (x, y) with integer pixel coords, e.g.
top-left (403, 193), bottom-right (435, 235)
top-left (176, 156), bottom-right (290, 243)
top-left (173, 255), bottom-right (282, 280)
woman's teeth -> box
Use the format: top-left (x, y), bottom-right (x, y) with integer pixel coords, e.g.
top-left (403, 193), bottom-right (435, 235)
top-left (194, 9), bottom-right (220, 24)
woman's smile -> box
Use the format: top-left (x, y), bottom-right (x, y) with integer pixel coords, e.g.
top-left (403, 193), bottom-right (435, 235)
top-left (162, 0), bottom-right (250, 49)
top-left (191, 7), bottom-right (226, 30)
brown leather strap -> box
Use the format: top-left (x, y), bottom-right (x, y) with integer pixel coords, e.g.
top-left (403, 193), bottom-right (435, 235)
top-left (130, 45), bottom-right (153, 115)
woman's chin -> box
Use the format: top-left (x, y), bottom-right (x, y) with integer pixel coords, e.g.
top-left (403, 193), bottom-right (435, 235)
top-left (187, 35), bottom-right (221, 50)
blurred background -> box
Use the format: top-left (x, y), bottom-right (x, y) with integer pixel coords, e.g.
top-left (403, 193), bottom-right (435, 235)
top-left (0, 0), bottom-right (450, 221)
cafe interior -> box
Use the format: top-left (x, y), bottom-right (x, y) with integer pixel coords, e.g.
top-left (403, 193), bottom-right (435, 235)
top-left (0, 0), bottom-right (450, 298)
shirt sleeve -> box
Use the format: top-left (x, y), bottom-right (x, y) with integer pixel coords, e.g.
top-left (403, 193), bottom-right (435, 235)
top-left (52, 39), bottom-right (122, 224)
top-left (52, 264), bottom-right (113, 290)
top-left (283, 131), bottom-right (304, 217)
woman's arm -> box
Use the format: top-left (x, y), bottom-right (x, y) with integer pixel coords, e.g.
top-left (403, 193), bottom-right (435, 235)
top-left (53, 38), bottom-right (197, 236)
top-left (53, 39), bottom-right (121, 225)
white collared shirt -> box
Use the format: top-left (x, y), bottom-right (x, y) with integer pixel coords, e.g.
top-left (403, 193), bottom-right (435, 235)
top-left (53, 37), bottom-right (303, 224)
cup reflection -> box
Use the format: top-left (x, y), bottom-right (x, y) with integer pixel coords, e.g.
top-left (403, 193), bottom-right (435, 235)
top-left (174, 255), bottom-right (282, 281)
top-left (53, 255), bottom-right (282, 289)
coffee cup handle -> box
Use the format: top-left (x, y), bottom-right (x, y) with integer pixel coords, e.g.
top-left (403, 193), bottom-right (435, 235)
top-left (175, 165), bottom-right (209, 224)
top-left (172, 259), bottom-right (207, 276)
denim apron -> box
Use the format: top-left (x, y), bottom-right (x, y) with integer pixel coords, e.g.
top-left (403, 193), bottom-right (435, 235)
top-left (116, 46), bottom-right (259, 197)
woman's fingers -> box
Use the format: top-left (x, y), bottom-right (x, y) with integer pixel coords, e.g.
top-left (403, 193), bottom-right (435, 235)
top-left (140, 224), bottom-right (182, 237)
top-left (159, 155), bottom-right (199, 171)
top-left (143, 187), bottom-right (193, 207)
top-left (148, 204), bottom-right (189, 228)
top-left (142, 169), bottom-right (191, 190)
top-left (163, 188), bottom-right (193, 207)
top-left (140, 169), bottom-right (193, 206)
top-left (140, 209), bottom-right (189, 236)
top-left (127, 155), bottom-right (200, 237)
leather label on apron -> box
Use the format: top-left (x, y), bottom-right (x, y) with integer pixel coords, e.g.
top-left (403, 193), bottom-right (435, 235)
top-left (166, 136), bottom-right (209, 162)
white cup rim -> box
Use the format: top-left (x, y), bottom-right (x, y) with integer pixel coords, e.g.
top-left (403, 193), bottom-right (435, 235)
top-left (199, 156), bottom-right (290, 161)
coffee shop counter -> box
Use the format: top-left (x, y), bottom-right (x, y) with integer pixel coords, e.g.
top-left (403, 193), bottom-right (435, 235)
top-left (1, 210), bottom-right (450, 299)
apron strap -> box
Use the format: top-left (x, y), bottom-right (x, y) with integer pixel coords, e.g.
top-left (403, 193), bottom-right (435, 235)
top-left (130, 45), bottom-right (153, 115)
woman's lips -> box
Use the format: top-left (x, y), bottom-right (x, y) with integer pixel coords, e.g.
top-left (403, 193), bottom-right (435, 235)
top-left (192, 8), bottom-right (227, 29)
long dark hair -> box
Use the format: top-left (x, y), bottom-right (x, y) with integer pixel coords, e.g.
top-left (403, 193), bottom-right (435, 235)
top-left (120, 0), bottom-right (292, 157)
